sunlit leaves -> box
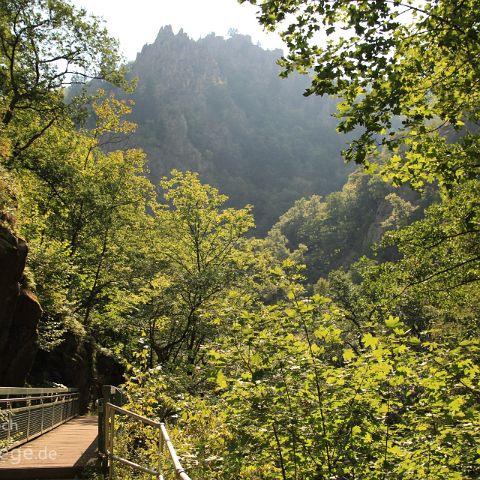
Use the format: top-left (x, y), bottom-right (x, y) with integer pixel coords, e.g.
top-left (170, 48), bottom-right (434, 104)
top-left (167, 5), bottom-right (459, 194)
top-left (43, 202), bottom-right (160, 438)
top-left (216, 370), bottom-right (228, 390)
top-left (362, 332), bottom-right (379, 349)
top-left (0, 0), bottom-right (130, 170)
top-left (203, 263), bottom-right (480, 478)
top-left (144, 169), bottom-right (255, 364)
top-left (385, 315), bottom-right (400, 329)
top-left (241, 0), bottom-right (480, 192)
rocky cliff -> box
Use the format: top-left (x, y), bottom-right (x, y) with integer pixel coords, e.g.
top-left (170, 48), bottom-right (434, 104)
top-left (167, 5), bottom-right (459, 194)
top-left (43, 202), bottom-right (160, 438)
top-left (100, 28), bottom-right (353, 234)
top-left (0, 225), bottom-right (41, 385)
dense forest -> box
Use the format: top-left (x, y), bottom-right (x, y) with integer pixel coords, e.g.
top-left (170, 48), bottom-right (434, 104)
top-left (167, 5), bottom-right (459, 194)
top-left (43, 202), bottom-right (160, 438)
top-left (0, 0), bottom-right (479, 479)
top-left (98, 26), bottom-right (353, 234)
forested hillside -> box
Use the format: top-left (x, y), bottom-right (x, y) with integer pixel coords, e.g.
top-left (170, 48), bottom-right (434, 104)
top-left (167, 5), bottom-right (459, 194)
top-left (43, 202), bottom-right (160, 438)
top-left (0, 1), bottom-right (479, 479)
top-left (267, 170), bottom-right (435, 283)
top-left (110, 27), bottom-right (352, 233)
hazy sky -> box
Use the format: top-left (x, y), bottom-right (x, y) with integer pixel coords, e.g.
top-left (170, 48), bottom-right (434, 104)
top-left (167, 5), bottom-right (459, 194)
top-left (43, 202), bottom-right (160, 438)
top-left (71, 0), bottom-right (285, 61)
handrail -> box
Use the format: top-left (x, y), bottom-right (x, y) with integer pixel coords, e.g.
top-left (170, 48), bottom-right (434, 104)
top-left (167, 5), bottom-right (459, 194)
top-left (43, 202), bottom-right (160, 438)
top-left (108, 403), bottom-right (160, 427)
top-left (0, 387), bottom-right (79, 453)
top-left (105, 402), bottom-right (191, 480)
top-left (160, 424), bottom-right (190, 480)
top-left (0, 387), bottom-right (78, 396)
top-left (0, 393), bottom-right (78, 404)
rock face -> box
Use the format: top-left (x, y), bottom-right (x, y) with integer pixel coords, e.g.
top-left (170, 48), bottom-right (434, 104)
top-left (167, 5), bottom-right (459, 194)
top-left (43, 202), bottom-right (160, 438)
top-left (28, 337), bottom-right (125, 413)
top-left (0, 225), bottom-right (41, 385)
top-left (0, 224), bottom-right (123, 409)
top-left (102, 28), bottom-right (352, 234)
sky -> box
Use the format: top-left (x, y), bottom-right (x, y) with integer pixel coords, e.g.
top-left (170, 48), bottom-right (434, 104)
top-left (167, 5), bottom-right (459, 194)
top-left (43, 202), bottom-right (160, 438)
top-left (71, 0), bottom-right (286, 61)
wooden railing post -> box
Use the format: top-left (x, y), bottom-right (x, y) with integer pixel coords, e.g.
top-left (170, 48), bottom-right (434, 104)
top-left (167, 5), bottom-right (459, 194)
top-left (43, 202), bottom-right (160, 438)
top-left (97, 397), bottom-right (108, 475)
top-left (158, 426), bottom-right (164, 480)
top-left (6, 405), bottom-right (11, 450)
top-left (40, 397), bottom-right (44, 434)
top-left (99, 385), bottom-right (125, 476)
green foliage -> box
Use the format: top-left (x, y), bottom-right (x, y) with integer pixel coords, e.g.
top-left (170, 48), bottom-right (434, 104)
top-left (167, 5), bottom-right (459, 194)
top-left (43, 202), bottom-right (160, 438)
top-left (219, 267), bottom-right (478, 479)
top-left (1, 2), bottom-right (478, 478)
top-left (325, 179), bottom-right (480, 337)
top-left (381, 180), bottom-right (480, 299)
top-left (136, 170), bottom-right (255, 366)
top-left (0, 0), bottom-right (146, 349)
top-left (268, 170), bottom-right (426, 282)
top-left (108, 28), bottom-right (352, 233)
top-left (121, 263), bottom-right (480, 479)
top-left (241, 0), bottom-right (480, 190)
top-left (0, 0), bottom-right (130, 172)
top-left (9, 92), bottom-right (157, 349)
top-left (0, 164), bottom-right (17, 228)
top-left (107, 350), bottom-right (231, 480)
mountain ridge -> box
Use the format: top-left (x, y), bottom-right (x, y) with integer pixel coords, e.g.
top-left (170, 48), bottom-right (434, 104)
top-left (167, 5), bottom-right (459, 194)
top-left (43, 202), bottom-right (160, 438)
top-left (109, 27), bottom-right (353, 233)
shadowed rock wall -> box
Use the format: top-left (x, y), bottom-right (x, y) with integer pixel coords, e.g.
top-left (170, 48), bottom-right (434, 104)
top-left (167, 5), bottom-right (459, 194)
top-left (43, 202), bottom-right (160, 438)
top-left (28, 337), bottom-right (125, 412)
top-left (0, 225), bottom-right (41, 385)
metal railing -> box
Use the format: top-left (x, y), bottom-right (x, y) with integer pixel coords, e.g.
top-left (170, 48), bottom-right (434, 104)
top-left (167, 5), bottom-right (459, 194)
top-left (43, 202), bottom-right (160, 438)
top-left (104, 402), bottom-right (191, 480)
top-left (0, 387), bottom-right (79, 452)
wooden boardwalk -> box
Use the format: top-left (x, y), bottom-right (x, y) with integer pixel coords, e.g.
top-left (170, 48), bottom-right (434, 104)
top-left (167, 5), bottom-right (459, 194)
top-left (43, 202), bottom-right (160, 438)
top-left (0, 416), bottom-right (98, 479)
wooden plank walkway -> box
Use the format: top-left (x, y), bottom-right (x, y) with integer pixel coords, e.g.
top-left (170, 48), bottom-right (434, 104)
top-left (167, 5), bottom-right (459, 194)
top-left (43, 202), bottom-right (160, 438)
top-left (0, 415), bottom-right (98, 479)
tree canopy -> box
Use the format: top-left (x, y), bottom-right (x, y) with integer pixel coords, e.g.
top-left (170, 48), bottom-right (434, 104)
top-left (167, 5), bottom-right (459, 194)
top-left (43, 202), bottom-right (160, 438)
top-left (1, 1), bottom-right (479, 477)
top-left (0, 0), bottom-right (129, 169)
top-left (241, 0), bottom-right (480, 189)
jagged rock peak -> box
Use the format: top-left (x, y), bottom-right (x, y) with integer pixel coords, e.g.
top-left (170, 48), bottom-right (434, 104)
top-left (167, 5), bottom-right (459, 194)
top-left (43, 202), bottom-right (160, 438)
top-left (157, 24), bottom-right (174, 37)
top-left (154, 25), bottom-right (190, 43)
